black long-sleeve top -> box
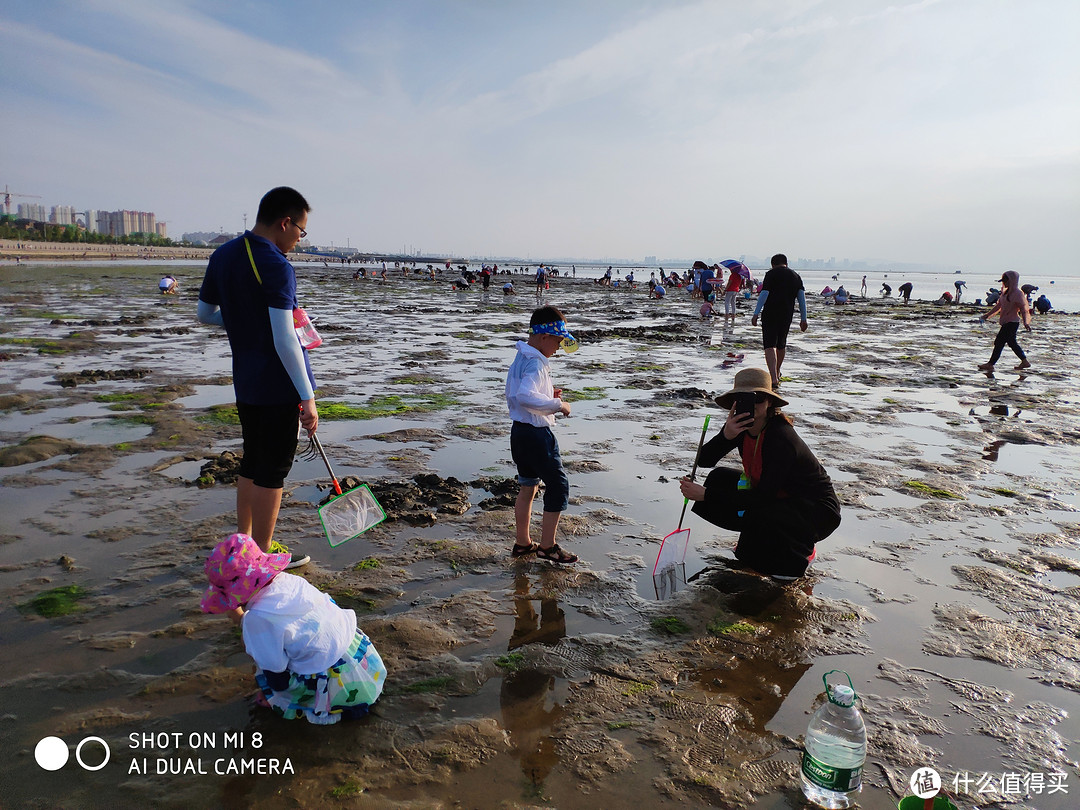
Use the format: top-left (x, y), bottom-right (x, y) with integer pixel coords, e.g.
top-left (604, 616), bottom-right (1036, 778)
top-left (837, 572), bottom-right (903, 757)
top-left (698, 416), bottom-right (837, 511)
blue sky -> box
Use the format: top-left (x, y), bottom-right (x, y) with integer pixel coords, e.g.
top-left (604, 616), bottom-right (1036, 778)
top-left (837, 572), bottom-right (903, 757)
top-left (2, 0), bottom-right (1078, 269)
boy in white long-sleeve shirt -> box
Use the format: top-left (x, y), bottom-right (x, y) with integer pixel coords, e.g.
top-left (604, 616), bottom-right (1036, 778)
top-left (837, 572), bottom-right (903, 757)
top-left (505, 306), bottom-right (578, 564)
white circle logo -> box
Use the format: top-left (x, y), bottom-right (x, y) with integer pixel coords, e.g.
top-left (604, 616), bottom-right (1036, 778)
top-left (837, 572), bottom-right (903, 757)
top-left (75, 736), bottom-right (111, 771)
top-left (35, 737), bottom-right (70, 771)
top-left (910, 766), bottom-right (942, 799)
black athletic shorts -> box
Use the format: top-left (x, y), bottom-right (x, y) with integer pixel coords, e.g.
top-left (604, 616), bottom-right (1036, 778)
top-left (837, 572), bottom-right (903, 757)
top-left (237, 401), bottom-right (300, 489)
top-left (761, 316), bottom-right (794, 350)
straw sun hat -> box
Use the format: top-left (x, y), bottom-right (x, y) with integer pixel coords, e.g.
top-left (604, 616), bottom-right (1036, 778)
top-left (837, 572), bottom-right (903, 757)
top-left (714, 368), bottom-right (789, 409)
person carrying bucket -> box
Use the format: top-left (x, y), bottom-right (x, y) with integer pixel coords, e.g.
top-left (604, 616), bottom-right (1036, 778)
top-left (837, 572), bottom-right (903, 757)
top-left (679, 368), bottom-right (841, 580)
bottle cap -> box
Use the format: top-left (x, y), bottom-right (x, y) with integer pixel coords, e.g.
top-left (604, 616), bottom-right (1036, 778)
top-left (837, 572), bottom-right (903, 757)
top-left (829, 685), bottom-right (856, 707)
top-left (823, 670), bottom-right (858, 706)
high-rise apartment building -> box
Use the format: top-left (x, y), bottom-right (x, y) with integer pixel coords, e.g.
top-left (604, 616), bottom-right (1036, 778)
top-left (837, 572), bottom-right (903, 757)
top-left (17, 203), bottom-right (47, 222)
top-left (15, 201), bottom-right (165, 237)
top-left (50, 205), bottom-right (77, 225)
top-left (136, 211), bottom-right (156, 234)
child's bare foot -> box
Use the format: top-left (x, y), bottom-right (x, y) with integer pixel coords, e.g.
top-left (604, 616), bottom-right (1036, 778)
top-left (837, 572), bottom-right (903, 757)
top-left (978, 362), bottom-right (995, 371)
top-left (1014, 359), bottom-right (1031, 370)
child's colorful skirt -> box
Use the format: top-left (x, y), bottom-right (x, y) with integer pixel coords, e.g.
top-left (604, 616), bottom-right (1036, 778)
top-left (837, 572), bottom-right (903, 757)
top-left (254, 629), bottom-right (386, 725)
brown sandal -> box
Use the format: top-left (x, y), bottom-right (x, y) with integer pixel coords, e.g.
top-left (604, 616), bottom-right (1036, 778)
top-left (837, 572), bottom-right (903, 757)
top-left (512, 542), bottom-right (540, 557)
top-left (536, 544), bottom-right (578, 564)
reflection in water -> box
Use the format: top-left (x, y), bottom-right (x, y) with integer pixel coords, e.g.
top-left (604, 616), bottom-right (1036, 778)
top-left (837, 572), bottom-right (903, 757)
top-left (982, 438), bottom-right (1006, 462)
top-left (695, 564), bottom-right (813, 732)
top-left (500, 574), bottom-right (566, 787)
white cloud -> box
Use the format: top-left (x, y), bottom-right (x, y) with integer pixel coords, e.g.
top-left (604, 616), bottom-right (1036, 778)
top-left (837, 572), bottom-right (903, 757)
top-left (2, 0), bottom-right (1077, 268)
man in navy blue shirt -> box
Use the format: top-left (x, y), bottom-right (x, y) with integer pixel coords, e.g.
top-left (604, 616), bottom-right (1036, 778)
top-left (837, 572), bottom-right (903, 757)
top-left (197, 187), bottom-right (316, 568)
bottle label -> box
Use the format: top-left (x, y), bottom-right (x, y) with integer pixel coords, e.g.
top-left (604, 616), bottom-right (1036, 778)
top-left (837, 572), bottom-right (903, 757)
top-left (801, 751), bottom-right (862, 791)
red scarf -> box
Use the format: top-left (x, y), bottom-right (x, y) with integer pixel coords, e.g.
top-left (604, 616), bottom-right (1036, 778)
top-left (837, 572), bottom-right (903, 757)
top-left (741, 426), bottom-right (765, 487)
top-left (741, 421), bottom-right (789, 498)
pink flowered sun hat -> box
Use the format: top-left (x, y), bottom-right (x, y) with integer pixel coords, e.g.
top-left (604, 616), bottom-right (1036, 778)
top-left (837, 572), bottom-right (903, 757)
top-left (200, 533), bottom-right (289, 614)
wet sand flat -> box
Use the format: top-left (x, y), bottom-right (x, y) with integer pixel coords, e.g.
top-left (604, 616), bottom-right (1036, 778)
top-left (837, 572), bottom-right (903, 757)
top-left (1, 262), bottom-right (1078, 809)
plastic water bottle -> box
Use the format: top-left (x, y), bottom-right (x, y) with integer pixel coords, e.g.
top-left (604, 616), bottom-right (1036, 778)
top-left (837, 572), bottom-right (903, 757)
top-left (801, 671), bottom-right (867, 809)
top-left (292, 307), bottom-right (322, 350)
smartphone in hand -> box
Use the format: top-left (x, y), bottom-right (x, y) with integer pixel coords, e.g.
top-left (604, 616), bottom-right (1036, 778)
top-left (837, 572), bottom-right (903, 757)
top-left (733, 392), bottom-right (756, 419)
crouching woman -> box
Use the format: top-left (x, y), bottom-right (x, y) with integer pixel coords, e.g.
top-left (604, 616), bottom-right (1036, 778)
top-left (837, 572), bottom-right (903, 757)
top-left (680, 369), bottom-right (840, 580)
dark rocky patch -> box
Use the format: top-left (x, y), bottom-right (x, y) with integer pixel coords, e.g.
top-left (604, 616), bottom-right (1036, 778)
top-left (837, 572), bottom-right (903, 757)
top-left (194, 451), bottom-right (240, 487)
top-left (368, 427), bottom-right (446, 445)
top-left (57, 368), bottom-right (151, 387)
top-left (52, 314), bottom-right (154, 327)
top-left (470, 475), bottom-right (519, 509)
top-left (350, 473), bottom-right (473, 525)
top-left (663, 387), bottom-right (714, 402)
top-left (575, 321), bottom-right (704, 343)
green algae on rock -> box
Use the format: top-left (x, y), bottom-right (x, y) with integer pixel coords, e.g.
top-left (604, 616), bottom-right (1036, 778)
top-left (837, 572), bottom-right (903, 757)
top-left (905, 480), bottom-right (964, 499)
top-left (318, 394), bottom-right (459, 420)
top-left (18, 585), bottom-right (89, 618)
top-left (650, 616), bottom-right (691, 635)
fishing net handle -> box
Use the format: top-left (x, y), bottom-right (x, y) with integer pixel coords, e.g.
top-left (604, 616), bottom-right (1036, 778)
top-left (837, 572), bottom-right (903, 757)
top-left (686, 414), bottom-right (711, 483)
top-left (677, 415), bottom-right (712, 529)
top-left (310, 433), bottom-right (343, 496)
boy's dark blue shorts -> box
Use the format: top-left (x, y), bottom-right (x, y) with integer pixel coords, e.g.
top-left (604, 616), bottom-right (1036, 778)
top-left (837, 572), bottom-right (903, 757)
top-left (510, 421), bottom-right (569, 513)
top-left (237, 401), bottom-right (300, 489)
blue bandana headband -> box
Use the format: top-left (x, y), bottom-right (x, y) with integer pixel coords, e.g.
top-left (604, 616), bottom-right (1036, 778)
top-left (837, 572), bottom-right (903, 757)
top-left (530, 320), bottom-right (574, 340)
top-left (530, 320), bottom-right (579, 353)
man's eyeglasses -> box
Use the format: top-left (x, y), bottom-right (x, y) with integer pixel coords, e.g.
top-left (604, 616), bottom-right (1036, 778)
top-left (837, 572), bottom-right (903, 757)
top-left (289, 219), bottom-right (307, 239)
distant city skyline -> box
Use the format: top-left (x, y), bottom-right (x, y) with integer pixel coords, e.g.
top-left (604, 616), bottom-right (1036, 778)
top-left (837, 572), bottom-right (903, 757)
top-left (0, 193), bottom-right (984, 271)
top-left (12, 199), bottom-right (167, 239)
top-left (3, 2), bottom-right (1077, 272)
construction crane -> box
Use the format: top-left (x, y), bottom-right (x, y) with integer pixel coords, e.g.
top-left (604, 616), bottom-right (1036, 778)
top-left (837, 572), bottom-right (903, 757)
top-left (2, 184), bottom-right (42, 216)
